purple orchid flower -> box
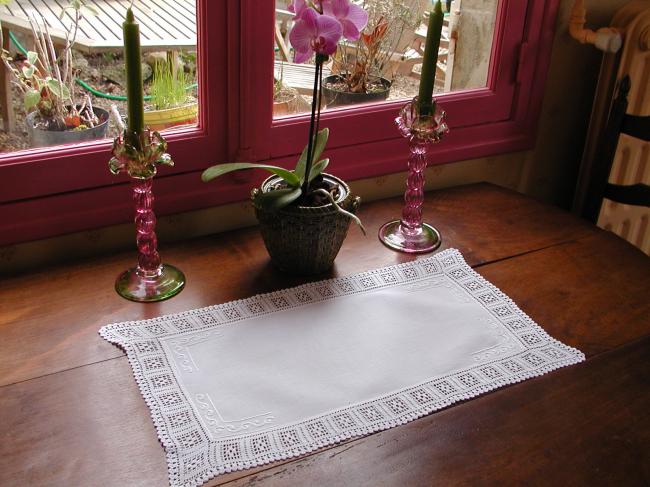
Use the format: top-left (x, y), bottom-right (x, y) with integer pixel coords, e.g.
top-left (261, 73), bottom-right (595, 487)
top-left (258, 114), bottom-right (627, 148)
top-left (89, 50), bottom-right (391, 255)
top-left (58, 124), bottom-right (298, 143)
top-left (289, 7), bottom-right (343, 63)
top-left (287, 0), bottom-right (309, 18)
top-left (322, 0), bottom-right (369, 41)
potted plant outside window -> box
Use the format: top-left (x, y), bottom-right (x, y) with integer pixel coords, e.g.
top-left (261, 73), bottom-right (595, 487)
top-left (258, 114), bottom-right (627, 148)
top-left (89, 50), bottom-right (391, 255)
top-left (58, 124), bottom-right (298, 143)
top-left (143, 62), bottom-right (198, 131)
top-left (0, 1), bottom-right (109, 147)
top-left (203, 0), bottom-right (368, 275)
top-left (323, 0), bottom-right (425, 107)
top-left (273, 63), bottom-right (300, 117)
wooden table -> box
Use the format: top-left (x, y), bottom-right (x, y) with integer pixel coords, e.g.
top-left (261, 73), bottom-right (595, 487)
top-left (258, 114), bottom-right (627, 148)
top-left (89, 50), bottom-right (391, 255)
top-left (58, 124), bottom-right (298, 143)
top-left (1, 183), bottom-right (649, 486)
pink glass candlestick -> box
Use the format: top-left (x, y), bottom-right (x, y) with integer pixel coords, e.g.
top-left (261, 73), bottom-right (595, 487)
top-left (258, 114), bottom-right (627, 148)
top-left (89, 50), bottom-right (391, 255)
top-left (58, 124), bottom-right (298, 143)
top-left (110, 129), bottom-right (185, 302)
top-left (378, 97), bottom-right (449, 253)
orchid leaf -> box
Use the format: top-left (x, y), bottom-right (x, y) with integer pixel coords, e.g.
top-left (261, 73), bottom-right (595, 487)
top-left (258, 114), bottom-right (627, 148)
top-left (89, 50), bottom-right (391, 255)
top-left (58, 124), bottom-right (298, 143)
top-left (202, 163), bottom-right (300, 187)
top-left (294, 128), bottom-right (329, 181)
top-left (253, 187), bottom-right (302, 211)
top-left (308, 158), bottom-right (329, 183)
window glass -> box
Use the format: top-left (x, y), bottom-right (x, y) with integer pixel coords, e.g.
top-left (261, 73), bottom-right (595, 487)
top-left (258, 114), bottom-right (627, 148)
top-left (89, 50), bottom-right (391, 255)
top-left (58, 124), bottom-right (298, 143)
top-left (0, 0), bottom-right (198, 154)
top-left (273, 0), bottom-right (497, 118)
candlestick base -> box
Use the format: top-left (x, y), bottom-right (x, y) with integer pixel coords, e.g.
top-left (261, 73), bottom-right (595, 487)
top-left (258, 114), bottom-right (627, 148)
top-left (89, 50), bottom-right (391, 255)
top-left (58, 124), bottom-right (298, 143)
top-left (378, 220), bottom-right (441, 254)
top-left (115, 263), bottom-right (185, 303)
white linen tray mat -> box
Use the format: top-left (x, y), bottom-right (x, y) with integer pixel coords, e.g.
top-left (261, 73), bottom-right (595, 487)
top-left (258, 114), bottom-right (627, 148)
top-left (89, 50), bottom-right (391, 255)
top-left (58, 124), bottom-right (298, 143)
top-left (100, 248), bottom-right (584, 487)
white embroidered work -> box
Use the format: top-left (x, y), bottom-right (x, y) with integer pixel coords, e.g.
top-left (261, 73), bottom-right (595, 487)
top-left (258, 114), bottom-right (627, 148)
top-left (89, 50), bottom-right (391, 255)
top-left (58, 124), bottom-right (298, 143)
top-left (99, 249), bottom-right (585, 487)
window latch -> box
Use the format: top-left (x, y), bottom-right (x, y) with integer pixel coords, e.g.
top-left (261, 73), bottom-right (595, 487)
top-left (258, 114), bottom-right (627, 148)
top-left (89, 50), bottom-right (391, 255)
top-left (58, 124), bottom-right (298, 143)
top-left (516, 41), bottom-right (530, 84)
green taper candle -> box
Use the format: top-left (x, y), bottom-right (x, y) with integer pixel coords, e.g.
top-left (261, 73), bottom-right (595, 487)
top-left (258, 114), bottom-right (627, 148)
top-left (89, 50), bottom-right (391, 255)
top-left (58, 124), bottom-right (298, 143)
top-left (418, 0), bottom-right (444, 116)
top-left (123, 8), bottom-right (144, 143)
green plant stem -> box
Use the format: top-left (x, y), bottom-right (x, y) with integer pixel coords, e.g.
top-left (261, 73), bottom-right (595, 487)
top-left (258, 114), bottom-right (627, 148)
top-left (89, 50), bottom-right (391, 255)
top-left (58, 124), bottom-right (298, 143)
top-left (302, 54), bottom-right (324, 198)
top-left (314, 59), bottom-right (324, 154)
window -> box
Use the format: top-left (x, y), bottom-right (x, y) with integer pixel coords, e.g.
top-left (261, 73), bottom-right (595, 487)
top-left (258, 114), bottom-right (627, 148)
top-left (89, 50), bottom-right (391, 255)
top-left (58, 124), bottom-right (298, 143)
top-left (0, 0), bottom-right (559, 245)
top-left (0, 0), bottom-right (226, 243)
top-left (272, 0), bottom-right (498, 118)
top-left (1, 0), bottom-right (200, 155)
top-left (236, 0), bottom-right (557, 187)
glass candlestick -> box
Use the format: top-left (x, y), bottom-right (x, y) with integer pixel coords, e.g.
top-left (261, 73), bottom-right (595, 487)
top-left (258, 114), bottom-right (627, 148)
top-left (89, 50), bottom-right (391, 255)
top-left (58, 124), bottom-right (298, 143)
top-left (378, 97), bottom-right (449, 254)
top-left (109, 129), bottom-right (185, 302)
top-left (114, 177), bottom-right (185, 302)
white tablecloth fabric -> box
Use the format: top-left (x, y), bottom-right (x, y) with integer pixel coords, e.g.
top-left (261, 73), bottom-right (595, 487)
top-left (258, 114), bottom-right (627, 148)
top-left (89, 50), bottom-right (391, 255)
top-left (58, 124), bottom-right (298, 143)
top-left (100, 248), bottom-right (584, 487)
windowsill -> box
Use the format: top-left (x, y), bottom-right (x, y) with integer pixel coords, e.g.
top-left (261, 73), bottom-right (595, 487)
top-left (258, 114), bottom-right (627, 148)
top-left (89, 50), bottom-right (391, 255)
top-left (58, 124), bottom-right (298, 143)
top-left (0, 152), bottom-right (527, 275)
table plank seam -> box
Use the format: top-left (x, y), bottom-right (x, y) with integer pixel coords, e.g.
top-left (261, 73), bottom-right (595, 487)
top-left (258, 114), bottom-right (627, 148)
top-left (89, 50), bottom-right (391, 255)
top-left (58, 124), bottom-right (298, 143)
top-left (0, 352), bottom-right (123, 389)
top-left (0, 234), bottom-right (615, 388)
top-left (472, 237), bottom-right (589, 269)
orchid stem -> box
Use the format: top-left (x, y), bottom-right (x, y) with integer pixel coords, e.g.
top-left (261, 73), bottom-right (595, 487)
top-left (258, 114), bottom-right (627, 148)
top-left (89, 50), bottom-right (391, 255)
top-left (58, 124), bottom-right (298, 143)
top-left (314, 58), bottom-right (324, 153)
top-left (302, 54), bottom-right (325, 198)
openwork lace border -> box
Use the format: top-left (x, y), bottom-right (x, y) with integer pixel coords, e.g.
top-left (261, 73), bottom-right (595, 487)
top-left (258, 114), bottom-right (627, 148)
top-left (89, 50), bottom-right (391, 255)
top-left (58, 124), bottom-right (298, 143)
top-left (99, 248), bottom-right (585, 487)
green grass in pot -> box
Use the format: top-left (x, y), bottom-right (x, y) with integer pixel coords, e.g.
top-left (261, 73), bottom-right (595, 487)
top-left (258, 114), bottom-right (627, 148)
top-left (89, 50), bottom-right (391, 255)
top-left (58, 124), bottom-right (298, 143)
top-left (149, 63), bottom-right (191, 110)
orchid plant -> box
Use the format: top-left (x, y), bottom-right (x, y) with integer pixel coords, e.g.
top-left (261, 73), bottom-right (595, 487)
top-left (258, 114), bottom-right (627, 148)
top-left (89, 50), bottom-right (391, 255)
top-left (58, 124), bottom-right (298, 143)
top-left (202, 0), bottom-right (367, 230)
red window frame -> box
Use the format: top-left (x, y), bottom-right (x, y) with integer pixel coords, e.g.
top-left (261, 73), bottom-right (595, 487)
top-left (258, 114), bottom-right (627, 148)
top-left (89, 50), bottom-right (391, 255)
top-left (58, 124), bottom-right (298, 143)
top-left (239, 0), bottom-right (558, 177)
top-left (0, 0), bottom-right (559, 246)
top-left (0, 0), bottom-right (227, 244)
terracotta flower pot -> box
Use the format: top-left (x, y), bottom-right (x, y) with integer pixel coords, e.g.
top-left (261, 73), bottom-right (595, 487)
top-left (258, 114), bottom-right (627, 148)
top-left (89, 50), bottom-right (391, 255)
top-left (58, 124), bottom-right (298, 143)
top-left (252, 173), bottom-right (361, 275)
top-left (273, 87), bottom-right (299, 117)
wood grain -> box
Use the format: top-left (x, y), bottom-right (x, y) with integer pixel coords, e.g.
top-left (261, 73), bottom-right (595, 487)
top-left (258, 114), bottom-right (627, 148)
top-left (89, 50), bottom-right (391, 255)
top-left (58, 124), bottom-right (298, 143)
top-left (477, 231), bottom-right (650, 357)
top-left (0, 184), bottom-right (597, 387)
top-left (0, 356), bottom-right (337, 487)
top-left (0, 358), bottom-right (170, 487)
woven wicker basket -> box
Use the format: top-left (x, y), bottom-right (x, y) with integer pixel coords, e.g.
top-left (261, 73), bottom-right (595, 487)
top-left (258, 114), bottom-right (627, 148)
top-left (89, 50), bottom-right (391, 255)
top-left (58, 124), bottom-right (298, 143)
top-left (252, 173), bottom-right (361, 275)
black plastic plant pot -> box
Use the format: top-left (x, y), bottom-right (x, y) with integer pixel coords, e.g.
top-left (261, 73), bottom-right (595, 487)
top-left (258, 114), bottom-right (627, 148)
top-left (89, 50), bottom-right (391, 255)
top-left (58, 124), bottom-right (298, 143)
top-left (321, 75), bottom-right (391, 108)
top-left (26, 106), bottom-right (110, 148)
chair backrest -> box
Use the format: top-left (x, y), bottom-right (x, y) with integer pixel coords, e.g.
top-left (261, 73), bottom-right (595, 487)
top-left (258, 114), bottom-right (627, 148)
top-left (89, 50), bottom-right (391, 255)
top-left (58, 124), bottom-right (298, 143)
top-left (603, 106), bottom-right (650, 206)
top-left (573, 3), bottom-right (649, 254)
top-left (392, 0), bottom-right (431, 54)
top-left (583, 76), bottom-right (650, 253)
top-left (584, 76), bottom-right (649, 215)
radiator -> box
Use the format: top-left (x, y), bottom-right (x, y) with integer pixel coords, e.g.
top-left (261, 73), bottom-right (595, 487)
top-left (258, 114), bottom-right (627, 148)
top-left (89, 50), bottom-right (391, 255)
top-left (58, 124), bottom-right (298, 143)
top-left (596, 2), bottom-right (650, 254)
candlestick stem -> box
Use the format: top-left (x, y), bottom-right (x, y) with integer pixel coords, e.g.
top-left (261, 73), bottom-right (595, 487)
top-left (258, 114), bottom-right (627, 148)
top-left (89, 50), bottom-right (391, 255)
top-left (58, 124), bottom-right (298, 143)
top-left (378, 97), bottom-right (448, 254)
top-left (401, 140), bottom-right (428, 231)
top-left (133, 178), bottom-right (161, 274)
top-left (115, 178), bottom-right (185, 302)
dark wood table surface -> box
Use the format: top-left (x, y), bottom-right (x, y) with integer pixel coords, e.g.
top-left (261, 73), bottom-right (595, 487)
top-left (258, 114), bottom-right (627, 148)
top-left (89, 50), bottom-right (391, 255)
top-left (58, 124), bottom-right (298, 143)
top-left (1, 183), bottom-right (649, 487)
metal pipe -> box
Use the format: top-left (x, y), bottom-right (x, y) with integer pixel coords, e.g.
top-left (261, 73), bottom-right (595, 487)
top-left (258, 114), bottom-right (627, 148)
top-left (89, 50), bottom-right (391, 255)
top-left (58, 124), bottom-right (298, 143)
top-left (569, 0), bottom-right (623, 53)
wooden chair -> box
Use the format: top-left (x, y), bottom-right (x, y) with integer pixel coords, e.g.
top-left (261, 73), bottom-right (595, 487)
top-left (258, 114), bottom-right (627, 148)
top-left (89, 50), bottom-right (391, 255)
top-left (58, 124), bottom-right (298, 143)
top-left (274, 8), bottom-right (335, 95)
top-left (1, 27), bottom-right (14, 132)
top-left (274, 60), bottom-right (332, 95)
top-left (275, 8), bottom-right (293, 62)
